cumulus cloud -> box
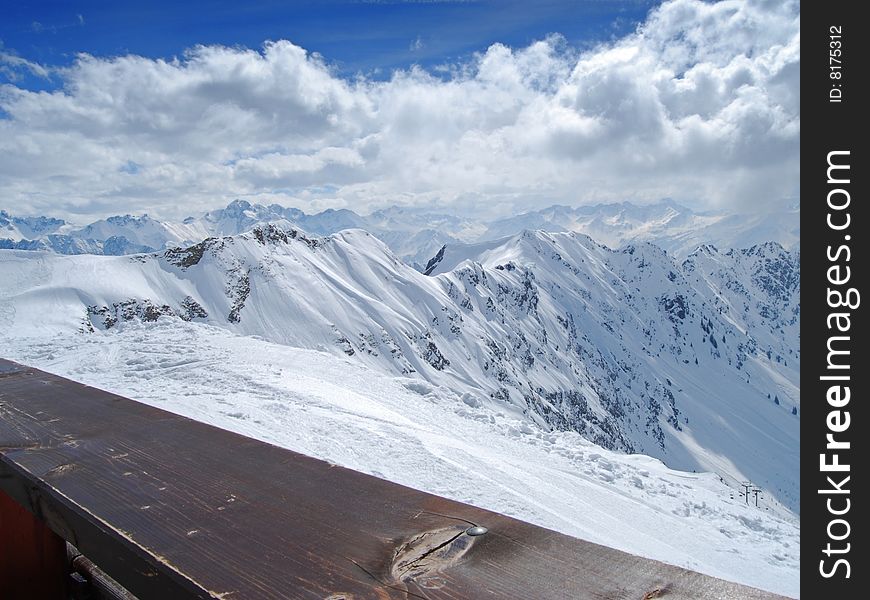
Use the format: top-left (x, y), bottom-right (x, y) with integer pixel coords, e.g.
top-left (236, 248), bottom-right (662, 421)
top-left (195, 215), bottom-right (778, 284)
top-left (0, 0), bottom-right (799, 220)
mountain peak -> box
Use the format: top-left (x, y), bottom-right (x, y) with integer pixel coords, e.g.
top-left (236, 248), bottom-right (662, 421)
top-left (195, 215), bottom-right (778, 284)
top-left (689, 243), bottom-right (719, 256)
top-left (106, 214), bottom-right (153, 227)
top-left (221, 199), bottom-right (256, 217)
top-left (226, 199), bottom-right (253, 210)
top-left (740, 240), bottom-right (786, 257)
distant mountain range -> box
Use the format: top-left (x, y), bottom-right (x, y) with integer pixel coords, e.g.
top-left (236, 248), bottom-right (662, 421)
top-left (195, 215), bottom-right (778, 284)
top-left (0, 222), bottom-right (800, 512)
top-left (1, 199), bottom-right (799, 267)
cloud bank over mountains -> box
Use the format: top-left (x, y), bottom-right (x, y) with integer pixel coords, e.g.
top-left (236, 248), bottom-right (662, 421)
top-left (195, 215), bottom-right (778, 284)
top-left (0, 0), bottom-right (799, 220)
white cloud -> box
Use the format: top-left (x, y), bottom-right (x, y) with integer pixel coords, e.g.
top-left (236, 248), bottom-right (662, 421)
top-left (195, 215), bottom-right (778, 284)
top-left (0, 52), bottom-right (51, 81)
top-left (0, 0), bottom-right (799, 220)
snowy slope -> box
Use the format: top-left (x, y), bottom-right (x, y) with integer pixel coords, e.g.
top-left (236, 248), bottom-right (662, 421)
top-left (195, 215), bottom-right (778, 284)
top-left (0, 225), bottom-right (800, 516)
top-left (2, 321), bottom-right (799, 597)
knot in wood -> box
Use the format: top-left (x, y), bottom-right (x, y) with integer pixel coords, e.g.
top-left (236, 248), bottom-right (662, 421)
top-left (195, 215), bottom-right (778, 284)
top-left (390, 525), bottom-right (479, 588)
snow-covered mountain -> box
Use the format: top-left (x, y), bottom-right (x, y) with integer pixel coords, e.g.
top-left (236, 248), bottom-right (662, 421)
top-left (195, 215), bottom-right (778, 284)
top-left (0, 224), bottom-right (800, 513)
top-left (1, 210), bottom-right (67, 239)
top-left (0, 212), bottom-right (193, 255)
top-left (0, 200), bottom-right (464, 267)
top-left (484, 200), bottom-right (800, 258)
top-left (1, 199), bottom-right (799, 265)
top-left (190, 201), bottom-right (474, 267)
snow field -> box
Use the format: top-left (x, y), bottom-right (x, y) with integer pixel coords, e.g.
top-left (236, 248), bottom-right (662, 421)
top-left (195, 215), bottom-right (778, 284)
top-left (3, 320), bottom-right (799, 597)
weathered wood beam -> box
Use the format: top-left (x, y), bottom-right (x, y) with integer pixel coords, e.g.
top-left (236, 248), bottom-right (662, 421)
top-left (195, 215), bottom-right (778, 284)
top-left (0, 359), bottom-right (791, 599)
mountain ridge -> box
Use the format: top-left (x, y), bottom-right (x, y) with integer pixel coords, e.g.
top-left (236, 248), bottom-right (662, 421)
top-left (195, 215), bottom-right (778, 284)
top-left (2, 199), bottom-right (799, 267)
top-left (0, 222), bottom-right (800, 513)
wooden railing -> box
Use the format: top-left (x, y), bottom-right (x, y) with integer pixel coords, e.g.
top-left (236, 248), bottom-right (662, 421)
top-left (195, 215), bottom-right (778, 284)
top-left (0, 358), bottom-right (789, 599)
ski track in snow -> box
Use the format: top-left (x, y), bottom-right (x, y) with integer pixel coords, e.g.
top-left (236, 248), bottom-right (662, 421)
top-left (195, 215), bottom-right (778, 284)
top-left (4, 320), bottom-right (799, 598)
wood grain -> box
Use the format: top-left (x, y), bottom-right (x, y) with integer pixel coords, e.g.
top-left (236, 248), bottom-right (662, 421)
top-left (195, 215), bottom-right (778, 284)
top-left (0, 359), bottom-right (791, 600)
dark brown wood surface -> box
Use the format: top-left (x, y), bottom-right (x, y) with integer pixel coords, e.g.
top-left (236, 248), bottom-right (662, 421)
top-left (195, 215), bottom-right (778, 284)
top-left (0, 358), bottom-right (790, 600)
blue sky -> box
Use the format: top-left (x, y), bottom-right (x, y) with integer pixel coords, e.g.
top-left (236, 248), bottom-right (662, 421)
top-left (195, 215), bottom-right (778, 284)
top-left (2, 0), bottom-right (656, 85)
top-left (0, 0), bottom-right (799, 221)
